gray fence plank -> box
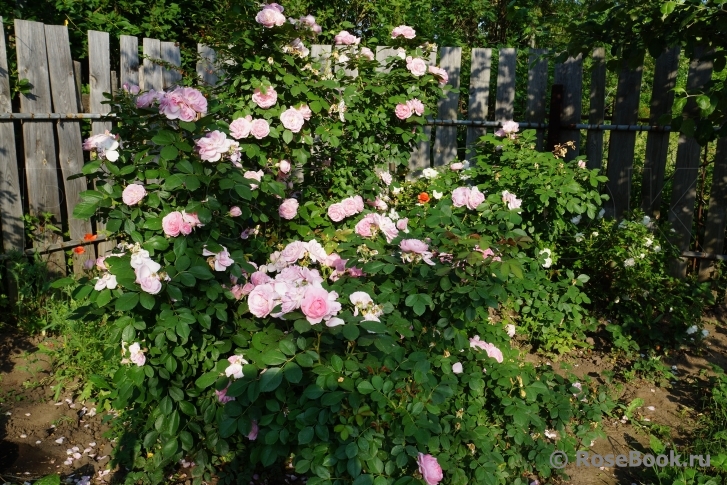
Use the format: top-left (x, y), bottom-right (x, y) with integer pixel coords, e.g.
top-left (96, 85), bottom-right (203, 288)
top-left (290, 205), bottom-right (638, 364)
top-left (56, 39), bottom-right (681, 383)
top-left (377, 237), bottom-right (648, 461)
top-left (197, 44), bottom-right (222, 86)
top-left (586, 48), bottom-right (606, 169)
top-left (604, 56), bottom-right (644, 219)
top-left (120, 35), bottom-right (139, 89)
top-left (0, 16), bottom-right (24, 255)
top-left (88, 29), bottom-right (115, 257)
top-left (698, 137), bottom-right (727, 281)
top-left (494, 48), bottom-right (516, 121)
top-left (554, 53), bottom-right (583, 160)
top-left (73, 60), bottom-right (82, 111)
top-left (141, 38), bottom-right (162, 91)
top-left (15, 19), bottom-right (65, 275)
top-left (525, 48), bottom-right (548, 151)
top-left (45, 24), bottom-right (95, 274)
top-left (161, 41), bottom-right (182, 89)
top-left (465, 48), bottom-right (492, 159)
top-left (374, 47), bottom-right (398, 73)
top-left (641, 46), bottom-right (681, 217)
top-left (433, 47), bottom-right (462, 167)
top-left (669, 47), bottom-right (713, 278)
top-left (407, 47), bottom-right (437, 177)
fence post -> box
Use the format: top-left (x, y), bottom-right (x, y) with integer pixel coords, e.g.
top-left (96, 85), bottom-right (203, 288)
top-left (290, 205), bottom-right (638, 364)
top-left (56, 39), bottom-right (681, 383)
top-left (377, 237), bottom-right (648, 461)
top-left (546, 84), bottom-right (563, 152)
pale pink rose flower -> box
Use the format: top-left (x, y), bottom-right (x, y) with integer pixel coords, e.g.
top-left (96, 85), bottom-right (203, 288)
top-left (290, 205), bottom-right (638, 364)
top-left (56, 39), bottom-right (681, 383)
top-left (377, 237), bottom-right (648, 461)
top-left (506, 324), bottom-right (516, 338)
top-left (452, 362), bottom-right (463, 374)
top-left (244, 170), bottom-right (264, 189)
top-left (428, 65), bottom-right (449, 85)
top-left (252, 86), bottom-right (278, 109)
top-left (266, 2), bottom-right (283, 12)
top-left (230, 116), bottom-right (253, 139)
top-left (450, 162), bottom-right (464, 171)
top-left (159, 89), bottom-right (196, 122)
top-left (406, 56), bottom-right (427, 76)
top-left (197, 130), bottom-right (232, 162)
top-left (400, 239), bottom-right (429, 254)
top-left (230, 285), bottom-right (245, 300)
top-left (122, 83), bottom-right (140, 94)
top-left (162, 211), bottom-right (184, 237)
top-left (417, 453), bottom-right (443, 485)
top-left (305, 240), bottom-right (329, 264)
top-left (229, 207), bottom-right (242, 217)
top-left (353, 195), bottom-right (364, 213)
top-left (297, 105), bottom-right (312, 121)
top-left (301, 286), bottom-right (341, 324)
top-left (216, 385), bottom-right (235, 403)
top-left (83, 258), bottom-right (95, 270)
top-left (281, 241), bottom-right (308, 263)
top-left (377, 171), bottom-right (392, 186)
top-left (469, 335), bottom-right (488, 350)
top-left (328, 203), bottom-right (347, 222)
top-left (494, 129), bottom-right (506, 137)
top-left (225, 355), bottom-right (248, 379)
top-left (256, 7), bottom-right (286, 28)
top-left (466, 186), bottom-right (485, 210)
top-left (395, 103), bottom-right (412, 120)
top-left (212, 249), bottom-right (234, 271)
top-left (250, 271), bottom-right (273, 286)
top-left (502, 190), bottom-right (522, 210)
top-left (279, 160), bottom-right (291, 173)
top-left (179, 222), bottom-right (193, 236)
top-left (180, 87), bottom-right (207, 114)
top-left (280, 107), bottom-right (306, 133)
top-left (94, 273), bottom-right (117, 291)
top-left (341, 198), bottom-right (359, 217)
top-left (373, 197), bottom-right (388, 211)
top-left (279, 198), bottom-right (299, 219)
top-left (241, 283), bottom-right (255, 296)
top-left (333, 30), bottom-right (361, 45)
top-left (378, 216), bottom-right (399, 243)
top-left (136, 266), bottom-right (162, 295)
top-left (250, 119), bottom-right (270, 139)
top-left (578, 160), bottom-right (587, 169)
top-left (129, 350), bottom-right (146, 367)
top-left (451, 187), bottom-right (470, 207)
top-left (407, 98), bottom-right (425, 116)
top-left (247, 420), bottom-right (259, 440)
top-left (482, 342), bottom-right (504, 363)
top-left (396, 218), bottom-right (409, 232)
top-left (122, 183), bottom-right (147, 206)
top-left (135, 89), bottom-right (165, 108)
top-left (95, 256), bottom-right (108, 271)
top-left (391, 25), bottom-right (416, 39)
top-left (501, 120), bottom-right (519, 134)
top-left (247, 283), bottom-right (279, 318)
top-left (182, 212), bottom-right (202, 227)
top-left (359, 47), bottom-right (375, 61)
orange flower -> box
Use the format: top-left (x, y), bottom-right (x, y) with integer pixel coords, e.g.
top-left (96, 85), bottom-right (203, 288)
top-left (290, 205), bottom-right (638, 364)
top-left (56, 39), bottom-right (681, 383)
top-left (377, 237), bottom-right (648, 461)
top-left (418, 192), bottom-right (430, 204)
top-left (73, 246), bottom-right (85, 255)
top-left (83, 233), bottom-right (97, 241)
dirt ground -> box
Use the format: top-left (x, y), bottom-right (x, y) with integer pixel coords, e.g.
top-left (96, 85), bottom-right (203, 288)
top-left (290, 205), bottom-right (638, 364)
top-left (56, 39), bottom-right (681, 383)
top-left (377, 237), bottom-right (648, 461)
top-left (2, 313), bottom-right (727, 485)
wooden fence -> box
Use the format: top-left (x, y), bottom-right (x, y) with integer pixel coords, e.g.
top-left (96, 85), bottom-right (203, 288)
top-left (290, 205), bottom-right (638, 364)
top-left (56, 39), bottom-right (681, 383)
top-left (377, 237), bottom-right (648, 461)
top-left (1, 18), bottom-right (726, 284)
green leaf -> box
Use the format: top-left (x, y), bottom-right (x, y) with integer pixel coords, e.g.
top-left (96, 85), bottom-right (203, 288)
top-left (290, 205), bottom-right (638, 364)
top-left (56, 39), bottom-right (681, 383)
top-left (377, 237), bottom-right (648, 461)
top-left (284, 363), bottom-right (303, 383)
top-left (195, 371), bottom-right (219, 389)
top-left (298, 426), bottom-right (314, 445)
top-left (189, 265), bottom-right (214, 279)
top-left (139, 292), bottom-right (156, 310)
top-left (357, 381), bottom-right (375, 395)
top-left (34, 476), bottom-right (61, 485)
top-left (259, 367), bottom-right (283, 392)
top-left (283, 129), bottom-right (294, 144)
top-left (260, 350), bottom-right (287, 366)
top-left (96, 289), bottom-right (112, 307)
top-left (279, 339), bottom-right (297, 356)
top-left (179, 121), bottom-right (196, 132)
top-left (160, 145), bottom-right (179, 160)
top-left (50, 276), bottom-right (75, 288)
top-left (72, 199), bottom-right (99, 219)
top-left (152, 130), bottom-right (176, 145)
top-left (115, 292), bottom-right (139, 312)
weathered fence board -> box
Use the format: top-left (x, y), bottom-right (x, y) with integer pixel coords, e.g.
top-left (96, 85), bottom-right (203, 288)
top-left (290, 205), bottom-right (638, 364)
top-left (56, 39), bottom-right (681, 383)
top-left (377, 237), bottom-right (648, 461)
top-left (525, 49), bottom-right (548, 151)
top-left (0, 17), bottom-right (24, 255)
top-left (433, 47), bottom-right (462, 166)
top-left (407, 47), bottom-right (437, 177)
top-left (161, 41), bottom-right (182, 89)
top-left (669, 48), bottom-right (713, 278)
top-left (120, 35), bottom-right (139, 89)
top-left (494, 48), bottom-right (516, 121)
top-left (554, 53), bottom-right (583, 160)
top-left (586, 48), bottom-right (606, 169)
top-left (604, 56), bottom-right (644, 218)
top-left (44, 24), bottom-right (95, 274)
top-left (464, 48), bottom-right (492, 159)
top-left (141, 38), bottom-right (162, 91)
top-left (197, 44), bottom-right (219, 86)
top-left (641, 47), bottom-right (681, 217)
top-left (698, 137), bottom-right (727, 281)
top-left (15, 19), bottom-right (66, 275)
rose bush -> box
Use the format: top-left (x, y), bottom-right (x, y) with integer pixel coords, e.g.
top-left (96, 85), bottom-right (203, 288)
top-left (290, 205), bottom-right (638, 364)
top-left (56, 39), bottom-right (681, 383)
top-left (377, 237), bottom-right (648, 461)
top-left (60, 3), bottom-right (611, 484)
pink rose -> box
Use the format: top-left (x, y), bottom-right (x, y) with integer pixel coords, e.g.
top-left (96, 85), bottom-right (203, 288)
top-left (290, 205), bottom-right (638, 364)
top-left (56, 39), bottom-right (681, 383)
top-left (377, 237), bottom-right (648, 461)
top-left (466, 187), bottom-right (485, 210)
top-left (502, 190), bottom-right (522, 210)
top-left (256, 7), bottom-right (286, 28)
top-left (250, 119), bottom-right (270, 139)
top-left (428, 65), bottom-right (449, 85)
top-left (400, 239), bottom-right (429, 254)
top-left (417, 453), bottom-right (443, 485)
top-left (136, 266), bottom-right (162, 295)
top-left (407, 98), bottom-right (425, 116)
top-left (452, 362), bottom-right (463, 374)
top-left (451, 187), bottom-right (470, 207)
top-left (247, 283), bottom-right (279, 318)
top-left (279, 159), bottom-right (291, 173)
top-left (328, 203), bottom-right (347, 222)
top-left (230, 116), bottom-right (253, 139)
top-left (391, 25), bottom-right (416, 39)
top-left (196, 130), bottom-right (232, 162)
top-left (252, 86), bottom-right (278, 109)
top-left (216, 385), bottom-right (235, 403)
top-left (279, 198), bottom-right (299, 220)
top-left (280, 107), bottom-right (305, 133)
top-left (122, 183), bottom-right (146, 206)
top-left (359, 47), bottom-right (375, 61)
top-left (396, 218), bottom-right (409, 232)
top-left (244, 170), bottom-right (264, 189)
top-left (301, 286), bottom-right (341, 324)
top-left (159, 88), bottom-right (196, 122)
top-left (578, 160), bottom-right (587, 169)
top-left (406, 56), bottom-right (427, 76)
top-left (501, 120), bottom-right (519, 134)
top-left (229, 206), bottom-right (242, 217)
top-left (353, 195), bottom-right (364, 213)
top-left (482, 342), bottom-right (504, 363)
top-left (247, 420), bottom-right (259, 440)
top-left (182, 211), bottom-right (202, 227)
top-left (395, 103), bottom-right (412, 120)
top-left (123, 83), bottom-right (140, 94)
top-left (469, 335), bottom-right (488, 351)
top-left (281, 241), bottom-right (308, 263)
top-left (250, 271), bottom-right (273, 286)
top-left (298, 105), bottom-right (312, 121)
top-left (162, 211), bottom-right (184, 237)
top-left (341, 197), bottom-right (360, 217)
top-left (181, 87), bottom-right (207, 114)
top-left (135, 89), bottom-right (164, 108)
top-left (333, 30), bottom-right (361, 45)
top-left (450, 162), bottom-right (464, 171)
